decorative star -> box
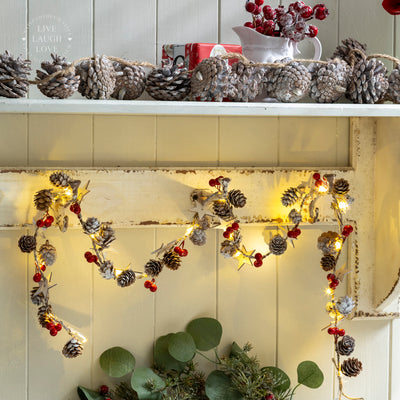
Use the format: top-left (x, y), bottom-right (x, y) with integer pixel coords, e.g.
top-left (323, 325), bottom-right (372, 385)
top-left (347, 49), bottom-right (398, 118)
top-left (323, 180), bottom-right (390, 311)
top-left (215, 219), bottom-right (232, 230)
top-left (235, 245), bottom-right (255, 271)
top-left (336, 263), bottom-right (351, 282)
top-left (76, 180), bottom-right (90, 204)
top-left (189, 201), bottom-right (214, 219)
top-left (152, 240), bottom-right (176, 257)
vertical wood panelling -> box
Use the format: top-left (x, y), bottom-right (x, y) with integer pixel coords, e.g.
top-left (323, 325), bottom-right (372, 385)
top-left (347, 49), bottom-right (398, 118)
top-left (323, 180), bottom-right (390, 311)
top-left (28, 114), bottom-right (93, 167)
top-left (95, 0), bottom-right (156, 63)
top-left (395, 17), bottom-right (399, 58)
top-left (0, 230), bottom-right (27, 399)
top-left (391, 319), bottom-right (400, 400)
top-left (0, 113), bottom-right (28, 166)
top-left (336, 118), bottom-right (350, 167)
top-left (93, 115), bottom-right (157, 167)
top-left (219, 116), bottom-right (279, 166)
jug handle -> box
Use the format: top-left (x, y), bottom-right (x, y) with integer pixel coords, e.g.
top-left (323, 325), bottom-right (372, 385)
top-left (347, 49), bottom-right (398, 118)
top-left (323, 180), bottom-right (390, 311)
top-left (306, 36), bottom-right (322, 60)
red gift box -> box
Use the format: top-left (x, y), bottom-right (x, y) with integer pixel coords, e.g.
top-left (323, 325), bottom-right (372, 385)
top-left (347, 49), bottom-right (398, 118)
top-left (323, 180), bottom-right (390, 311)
top-left (162, 43), bottom-right (242, 69)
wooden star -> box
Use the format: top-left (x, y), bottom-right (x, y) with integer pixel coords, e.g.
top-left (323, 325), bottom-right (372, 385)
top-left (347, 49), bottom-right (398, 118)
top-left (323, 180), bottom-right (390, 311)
top-left (152, 240), bottom-right (176, 257)
top-left (76, 180), bottom-right (90, 204)
top-left (189, 201), bottom-right (214, 219)
top-left (235, 245), bottom-right (255, 271)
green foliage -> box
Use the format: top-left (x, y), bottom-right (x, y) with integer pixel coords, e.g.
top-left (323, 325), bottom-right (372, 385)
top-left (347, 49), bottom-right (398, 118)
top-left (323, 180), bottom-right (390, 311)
top-left (131, 367), bottom-right (165, 400)
top-left (154, 334), bottom-right (187, 372)
top-left (261, 367), bottom-right (291, 393)
top-left (168, 332), bottom-right (197, 362)
top-left (205, 370), bottom-right (243, 400)
top-left (186, 318), bottom-right (223, 351)
top-left (100, 346), bottom-right (136, 378)
top-left (77, 386), bottom-right (104, 400)
top-left (113, 382), bottom-right (138, 400)
top-left (297, 361), bottom-right (324, 389)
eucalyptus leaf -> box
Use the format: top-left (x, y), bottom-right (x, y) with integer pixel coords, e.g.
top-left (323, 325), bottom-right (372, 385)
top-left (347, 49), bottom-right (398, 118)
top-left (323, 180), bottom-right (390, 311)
top-left (261, 366), bottom-right (291, 392)
top-left (297, 361), bottom-right (324, 389)
top-left (131, 367), bottom-right (165, 400)
top-left (205, 370), bottom-right (243, 400)
top-left (100, 346), bottom-right (136, 378)
top-left (186, 318), bottom-right (223, 351)
top-left (168, 332), bottom-right (196, 362)
top-left (77, 386), bottom-right (104, 400)
top-left (229, 342), bottom-right (251, 362)
top-left (154, 334), bottom-right (186, 372)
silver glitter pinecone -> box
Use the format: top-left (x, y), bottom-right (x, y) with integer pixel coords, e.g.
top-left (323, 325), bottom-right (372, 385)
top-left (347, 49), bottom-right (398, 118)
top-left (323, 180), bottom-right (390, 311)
top-left (281, 188), bottom-right (300, 207)
top-left (49, 171), bottom-right (71, 188)
top-left (77, 55), bottom-right (116, 99)
top-left (18, 235), bottom-right (37, 253)
top-left (62, 338), bottom-right (83, 358)
top-left (310, 60), bottom-right (350, 103)
top-left (229, 60), bottom-right (264, 102)
top-left (213, 201), bottom-right (234, 221)
top-left (163, 250), bottom-right (181, 271)
top-left (144, 259), bottom-right (163, 277)
top-left (38, 305), bottom-right (52, 328)
top-left (228, 189), bottom-right (247, 208)
top-left (30, 286), bottom-right (45, 305)
top-left (189, 228), bottom-right (207, 246)
top-left (333, 178), bottom-right (350, 195)
top-left (0, 51), bottom-right (31, 98)
top-left (34, 189), bottom-right (53, 211)
top-left (336, 295), bottom-right (355, 316)
top-left (387, 65), bottom-right (400, 104)
top-left (337, 335), bottom-right (355, 356)
top-left (317, 231), bottom-right (340, 255)
top-left (95, 223), bottom-right (116, 249)
top-left (220, 240), bottom-right (237, 258)
top-left (320, 254), bottom-right (336, 271)
top-left (112, 62), bottom-right (146, 100)
top-left (117, 269), bottom-right (136, 287)
top-left (38, 240), bottom-right (57, 266)
top-left (83, 217), bottom-right (101, 234)
top-left (191, 57), bottom-right (236, 102)
top-left (99, 260), bottom-right (114, 280)
top-left (36, 54), bottom-right (80, 99)
top-left (269, 234), bottom-right (287, 255)
top-left (332, 38), bottom-right (367, 66)
top-left (288, 209), bottom-right (302, 224)
top-left (347, 57), bottom-right (389, 104)
top-left (146, 62), bottom-right (191, 101)
top-left (341, 358), bottom-right (362, 377)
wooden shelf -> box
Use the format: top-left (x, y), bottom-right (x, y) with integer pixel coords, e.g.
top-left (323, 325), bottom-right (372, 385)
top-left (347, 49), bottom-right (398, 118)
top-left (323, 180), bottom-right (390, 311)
top-left (0, 98), bottom-right (400, 116)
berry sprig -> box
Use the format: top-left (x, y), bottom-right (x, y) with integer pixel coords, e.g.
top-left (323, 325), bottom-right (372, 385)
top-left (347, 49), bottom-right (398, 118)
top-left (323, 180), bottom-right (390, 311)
top-left (243, 1), bottom-right (328, 41)
top-left (144, 279), bottom-right (158, 292)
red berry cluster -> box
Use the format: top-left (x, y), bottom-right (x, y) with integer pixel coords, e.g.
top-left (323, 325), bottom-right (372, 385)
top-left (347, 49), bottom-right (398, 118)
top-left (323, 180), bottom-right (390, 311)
top-left (327, 326), bottom-right (345, 336)
top-left (265, 394), bottom-right (274, 400)
top-left (342, 225), bottom-right (353, 237)
top-left (287, 227), bottom-right (301, 239)
top-left (45, 320), bottom-right (62, 337)
top-left (209, 175), bottom-right (224, 188)
top-left (223, 222), bottom-right (240, 239)
top-left (144, 279), bottom-right (158, 292)
top-left (174, 245), bottom-right (188, 257)
top-left (69, 203), bottom-right (81, 214)
top-left (253, 252), bottom-right (263, 267)
top-left (313, 172), bottom-right (328, 191)
top-left (99, 385), bottom-right (109, 396)
top-left (327, 273), bottom-right (340, 290)
top-left (84, 251), bottom-right (98, 264)
top-left (36, 215), bottom-right (54, 228)
top-left (244, 1), bottom-right (328, 41)
top-left (33, 272), bottom-right (42, 282)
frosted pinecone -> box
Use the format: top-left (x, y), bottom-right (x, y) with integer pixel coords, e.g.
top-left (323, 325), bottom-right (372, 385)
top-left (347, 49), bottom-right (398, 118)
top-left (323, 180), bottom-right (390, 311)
top-left (62, 338), bottom-right (83, 358)
top-left (388, 65), bottom-right (400, 103)
top-left (228, 189), bottom-right (247, 208)
top-left (317, 231), bottom-right (341, 255)
top-left (213, 201), bottom-right (234, 221)
top-left (38, 240), bottom-right (57, 266)
top-left (146, 61), bottom-right (191, 101)
top-left (333, 178), bottom-right (350, 195)
top-left (77, 55), bottom-right (116, 99)
top-left (95, 223), bottom-right (116, 249)
top-left (191, 57), bottom-right (236, 102)
top-left (38, 305), bottom-right (52, 328)
top-left (144, 259), bottom-right (163, 277)
top-left (30, 286), bottom-right (45, 305)
top-left (112, 62), bottom-right (146, 100)
top-left (18, 235), bottom-right (37, 253)
top-left (198, 215), bottom-right (212, 230)
top-left (0, 51), bottom-right (31, 98)
top-left (49, 171), bottom-right (71, 188)
top-left (320, 254), bottom-right (336, 271)
top-left (288, 209), bottom-right (302, 224)
top-left (99, 260), bottom-right (114, 280)
top-left (36, 54), bottom-right (80, 99)
top-left (34, 189), bottom-right (53, 211)
top-left (220, 240), bottom-right (237, 258)
top-left (332, 38), bottom-right (367, 66)
top-left (341, 358), bottom-right (362, 377)
top-left (347, 57), bottom-right (388, 104)
top-left (269, 234), bottom-right (287, 255)
top-left (281, 187), bottom-right (300, 207)
top-left (117, 269), bottom-right (136, 287)
top-left (310, 60), bottom-right (350, 103)
top-left (336, 295), bottom-right (355, 316)
top-left (189, 228), bottom-right (207, 246)
top-left (230, 61), bottom-right (264, 102)
top-left (83, 217), bottom-right (101, 235)
top-left (337, 335), bottom-right (355, 356)
top-left (163, 250), bottom-right (181, 271)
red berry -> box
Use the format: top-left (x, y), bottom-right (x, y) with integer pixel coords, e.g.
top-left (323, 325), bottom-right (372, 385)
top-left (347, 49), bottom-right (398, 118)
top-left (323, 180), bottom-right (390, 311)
top-left (327, 273), bottom-right (335, 281)
top-left (152, 278), bottom-right (155, 282)
top-left (144, 280), bottom-right (152, 289)
top-left (88, 255), bottom-right (98, 263)
top-left (232, 222), bottom-right (239, 231)
top-left (70, 203), bottom-right (81, 214)
top-left (46, 321), bottom-right (55, 330)
top-left (253, 6), bottom-right (262, 15)
top-left (209, 179), bottom-right (216, 187)
top-left (254, 260), bottom-right (263, 267)
top-left (287, 230), bottom-right (296, 238)
top-left (36, 219), bottom-right (44, 228)
top-left (265, 394), bottom-right (274, 400)
top-left (46, 215), bottom-right (54, 223)
top-left (254, 16), bottom-right (263, 26)
top-left (327, 327), bottom-right (336, 335)
top-left (44, 219), bottom-right (52, 228)
top-left (255, 252), bottom-right (263, 260)
top-left (255, 26), bottom-right (264, 34)
top-left (308, 25), bottom-right (318, 37)
top-left (338, 329), bottom-right (346, 337)
top-left (245, 2), bottom-right (257, 13)
top-left (100, 385), bottom-right (109, 396)
top-left (50, 327), bottom-right (58, 336)
top-left (294, 228), bottom-right (301, 236)
top-left (342, 225), bottom-right (353, 237)
top-left (84, 251), bottom-right (92, 259)
top-left (55, 323), bottom-right (62, 331)
top-left (92, 255), bottom-right (98, 263)
top-left (174, 246), bottom-right (181, 254)
top-left (223, 231), bottom-right (230, 239)
top-left (314, 6), bottom-right (329, 20)
top-left (263, 20), bottom-right (275, 32)
top-left (244, 22), bottom-right (255, 28)
top-left (293, 1), bottom-right (305, 11)
top-left (329, 279), bottom-right (339, 289)
top-left (263, 5), bottom-right (276, 19)
top-left (313, 172), bottom-right (321, 181)
top-left (33, 273), bottom-right (41, 283)
top-left (255, 0), bottom-right (263, 5)
top-left (181, 249), bottom-right (188, 257)
top-left (41, 265), bottom-right (46, 272)
top-left (150, 284), bottom-right (158, 292)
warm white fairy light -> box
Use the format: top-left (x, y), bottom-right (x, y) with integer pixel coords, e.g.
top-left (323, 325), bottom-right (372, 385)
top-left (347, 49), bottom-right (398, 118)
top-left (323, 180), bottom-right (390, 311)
top-left (338, 200), bottom-right (349, 212)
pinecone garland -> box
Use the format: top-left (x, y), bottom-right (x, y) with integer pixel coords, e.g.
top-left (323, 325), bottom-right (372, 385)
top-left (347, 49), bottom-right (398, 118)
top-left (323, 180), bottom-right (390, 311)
top-left (388, 65), bottom-right (400, 103)
top-left (95, 223), bottom-right (116, 249)
top-left (220, 240), bottom-right (237, 258)
top-left (212, 201), bottom-right (234, 221)
top-left (38, 240), bottom-right (57, 266)
top-left (341, 358), bottom-right (362, 377)
top-left (320, 254), bottom-right (336, 271)
top-left (117, 269), bottom-right (136, 287)
top-left (336, 295), bottom-right (355, 316)
top-left (36, 54), bottom-right (80, 99)
top-left (347, 57), bottom-right (389, 104)
top-left (77, 55), bottom-right (116, 99)
top-left (99, 260), bottom-right (114, 280)
top-left (228, 189), bottom-right (247, 208)
top-left (269, 234), bottom-right (288, 255)
top-left (144, 259), bottom-right (163, 277)
top-left (163, 250), bottom-right (181, 270)
top-left (191, 57), bottom-right (236, 102)
top-left (146, 62), bottom-right (190, 101)
top-left (310, 60), bottom-right (350, 103)
top-left (332, 38), bottom-right (367, 66)
top-left (0, 51), bottom-right (31, 98)
top-left (62, 338), bottom-right (83, 358)
top-left (34, 189), bottom-right (53, 211)
top-left (337, 335), bottom-right (355, 356)
top-left (281, 188), bottom-right (300, 207)
top-left (38, 305), bottom-right (52, 328)
top-left (30, 286), bottom-right (45, 305)
top-left (112, 62), bottom-right (146, 100)
top-left (49, 171), bottom-right (71, 188)
top-left (230, 61), bottom-right (264, 102)
top-left (189, 228), bottom-right (207, 246)
top-left (18, 235), bottom-right (37, 253)
top-left (83, 217), bottom-right (101, 234)
top-left (333, 178), bottom-right (350, 195)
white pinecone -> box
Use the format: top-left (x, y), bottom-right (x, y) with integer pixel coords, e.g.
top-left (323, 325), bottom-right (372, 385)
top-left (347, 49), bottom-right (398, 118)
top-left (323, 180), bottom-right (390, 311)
top-left (34, 189), bottom-right (53, 211)
top-left (228, 189), bottom-right (247, 208)
top-left (388, 65), bottom-right (400, 104)
top-left (317, 231), bottom-right (340, 255)
top-left (62, 338), bottom-right (83, 358)
top-left (112, 62), bottom-right (146, 100)
top-left (220, 240), bottom-right (237, 258)
top-left (230, 61), bottom-right (264, 102)
top-left (117, 269), bottom-right (136, 287)
top-left (268, 234), bottom-right (287, 255)
top-left (37, 305), bottom-right (52, 328)
top-left (144, 259), bottom-right (163, 277)
top-left (336, 295), bottom-right (355, 316)
top-left (0, 51), bottom-right (31, 98)
top-left (189, 228), bottom-right (207, 246)
top-left (38, 240), bottom-right (57, 266)
top-left (288, 209), bottom-right (302, 224)
top-left (83, 217), bottom-right (101, 235)
top-left (49, 171), bottom-right (71, 188)
top-left (30, 286), bottom-right (45, 305)
top-left (95, 223), bottom-right (116, 249)
top-left (281, 187), bottom-right (300, 207)
top-left (99, 260), bottom-right (114, 280)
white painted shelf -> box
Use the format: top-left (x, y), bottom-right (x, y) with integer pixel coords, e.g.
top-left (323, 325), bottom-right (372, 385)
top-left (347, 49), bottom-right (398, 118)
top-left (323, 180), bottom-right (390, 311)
top-left (0, 98), bottom-right (399, 116)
